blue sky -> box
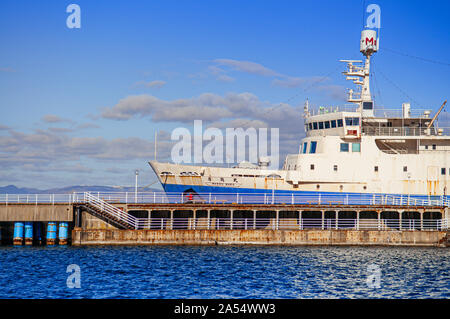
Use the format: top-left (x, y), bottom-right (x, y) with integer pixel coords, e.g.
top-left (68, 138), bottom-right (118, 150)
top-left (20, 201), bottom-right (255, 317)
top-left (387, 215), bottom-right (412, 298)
top-left (1, 0), bottom-right (449, 189)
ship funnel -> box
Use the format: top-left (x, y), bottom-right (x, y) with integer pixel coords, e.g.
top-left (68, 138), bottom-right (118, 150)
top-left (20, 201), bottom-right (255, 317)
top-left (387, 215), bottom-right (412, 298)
top-left (360, 29), bottom-right (379, 55)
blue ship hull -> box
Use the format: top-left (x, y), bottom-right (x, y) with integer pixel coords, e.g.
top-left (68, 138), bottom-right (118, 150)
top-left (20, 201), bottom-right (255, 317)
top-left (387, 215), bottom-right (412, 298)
top-left (162, 183), bottom-right (444, 205)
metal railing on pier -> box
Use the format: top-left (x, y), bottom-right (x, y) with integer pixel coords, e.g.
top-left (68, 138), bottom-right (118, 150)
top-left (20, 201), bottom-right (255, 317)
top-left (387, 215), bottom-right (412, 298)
top-left (134, 217), bottom-right (448, 232)
top-left (0, 192), bottom-right (448, 207)
top-left (1, 192), bottom-right (447, 231)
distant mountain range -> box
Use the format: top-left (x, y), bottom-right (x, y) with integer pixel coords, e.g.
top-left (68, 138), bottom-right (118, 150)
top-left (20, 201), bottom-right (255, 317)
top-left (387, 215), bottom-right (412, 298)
top-left (0, 184), bottom-right (162, 194)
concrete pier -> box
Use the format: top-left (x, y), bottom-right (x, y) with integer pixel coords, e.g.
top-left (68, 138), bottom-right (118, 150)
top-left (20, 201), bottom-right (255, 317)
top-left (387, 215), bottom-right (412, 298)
top-left (0, 195), bottom-right (448, 247)
top-left (34, 222), bottom-right (42, 245)
top-left (72, 228), bottom-right (449, 247)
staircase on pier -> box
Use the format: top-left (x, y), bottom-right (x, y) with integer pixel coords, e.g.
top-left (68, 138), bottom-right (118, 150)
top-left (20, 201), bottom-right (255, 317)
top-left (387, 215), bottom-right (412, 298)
top-left (78, 192), bottom-right (137, 230)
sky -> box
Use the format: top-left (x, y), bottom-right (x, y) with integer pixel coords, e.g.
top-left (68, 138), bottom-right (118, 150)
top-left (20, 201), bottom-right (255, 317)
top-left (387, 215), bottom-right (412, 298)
top-left (0, 0), bottom-right (449, 189)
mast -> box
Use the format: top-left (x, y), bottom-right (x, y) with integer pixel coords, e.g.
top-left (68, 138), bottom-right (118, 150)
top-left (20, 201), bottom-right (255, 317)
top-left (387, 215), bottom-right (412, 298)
top-left (340, 29), bottom-right (379, 118)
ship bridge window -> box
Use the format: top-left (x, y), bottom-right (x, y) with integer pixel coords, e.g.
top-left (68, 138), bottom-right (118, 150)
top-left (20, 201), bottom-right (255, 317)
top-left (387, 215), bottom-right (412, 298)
top-left (363, 101), bottom-right (373, 110)
top-left (432, 144), bottom-right (437, 150)
top-left (337, 119), bottom-right (343, 127)
top-left (345, 117), bottom-right (360, 126)
top-left (340, 143), bottom-right (349, 152)
top-left (352, 143), bottom-right (361, 152)
top-left (309, 141), bottom-right (317, 154)
top-left (313, 122), bottom-right (318, 130)
top-left (441, 168), bottom-right (446, 175)
top-left (308, 123), bottom-right (312, 130)
top-left (318, 122), bottom-right (324, 129)
top-left (331, 120), bottom-right (337, 128)
top-left (324, 121), bottom-right (330, 129)
top-left (302, 142), bottom-right (308, 154)
top-left (161, 171), bottom-right (174, 176)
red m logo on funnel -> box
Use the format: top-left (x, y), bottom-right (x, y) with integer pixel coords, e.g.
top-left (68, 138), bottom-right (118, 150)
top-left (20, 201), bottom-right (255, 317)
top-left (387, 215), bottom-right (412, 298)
top-left (366, 37), bottom-right (377, 46)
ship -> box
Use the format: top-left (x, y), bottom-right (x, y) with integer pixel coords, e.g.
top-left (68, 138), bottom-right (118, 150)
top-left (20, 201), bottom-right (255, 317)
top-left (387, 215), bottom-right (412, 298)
top-left (149, 27), bottom-right (449, 204)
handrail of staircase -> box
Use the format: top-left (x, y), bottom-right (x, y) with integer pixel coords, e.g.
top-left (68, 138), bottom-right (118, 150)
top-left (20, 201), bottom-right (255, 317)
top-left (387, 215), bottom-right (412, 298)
top-left (83, 192), bottom-right (138, 228)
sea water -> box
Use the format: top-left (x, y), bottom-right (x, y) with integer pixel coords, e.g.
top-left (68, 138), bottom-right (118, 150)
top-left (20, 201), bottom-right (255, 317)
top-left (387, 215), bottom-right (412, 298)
top-left (0, 246), bottom-right (448, 299)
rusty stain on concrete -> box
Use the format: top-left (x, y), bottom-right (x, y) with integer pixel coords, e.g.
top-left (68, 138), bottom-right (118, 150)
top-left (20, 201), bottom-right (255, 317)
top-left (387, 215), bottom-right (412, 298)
top-left (72, 229), bottom-right (448, 247)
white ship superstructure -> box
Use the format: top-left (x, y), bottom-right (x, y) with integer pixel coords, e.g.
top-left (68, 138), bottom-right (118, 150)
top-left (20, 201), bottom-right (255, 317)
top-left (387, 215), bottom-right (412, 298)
top-left (149, 27), bottom-right (449, 203)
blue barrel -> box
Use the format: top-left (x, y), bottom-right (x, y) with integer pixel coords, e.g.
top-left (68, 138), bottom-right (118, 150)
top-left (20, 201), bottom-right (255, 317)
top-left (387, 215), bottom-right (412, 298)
top-left (58, 222), bottom-right (68, 245)
top-left (46, 222), bottom-right (57, 245)
top-left (13, 222), bottom-right (24, 246)
top-left (24, 222), bottom-right (33, 245)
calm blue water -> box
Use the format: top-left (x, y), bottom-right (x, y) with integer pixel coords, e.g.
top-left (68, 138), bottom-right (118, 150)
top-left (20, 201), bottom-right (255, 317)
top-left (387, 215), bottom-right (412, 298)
top-left (0, 245), bottom-right (448, 299)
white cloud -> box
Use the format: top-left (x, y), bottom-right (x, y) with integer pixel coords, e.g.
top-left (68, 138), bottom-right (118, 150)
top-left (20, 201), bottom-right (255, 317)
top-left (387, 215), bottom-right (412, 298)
top-left (41, 114), bottom-right (71, 124)
top-left (210, 58), bottom-right (344, 101)
top-left (76, 123), bottom-right (101, 130)
top-left (135, 80), bottom-right (167, 89)
top-left (101, 93), bottom-right (254, 122)
top-left (214, 59), bottom-right (280, 77)
top-left (216, 74), bottom-right (235, 82)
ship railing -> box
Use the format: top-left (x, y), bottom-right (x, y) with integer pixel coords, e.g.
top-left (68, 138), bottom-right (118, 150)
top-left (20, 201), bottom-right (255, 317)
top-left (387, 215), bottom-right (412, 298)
top-left (361, 126), bottom-right (450, 136)
top-left (133, 217), bottom-right (448, 231)
top-left (373, 108), bottom-right (432, 118)
top-left (308, 106), bottom-right (433, 118)
top-left (0, 192), bottom-right (448, 207)
top-left (308, 104), bottom-right (358, 115)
